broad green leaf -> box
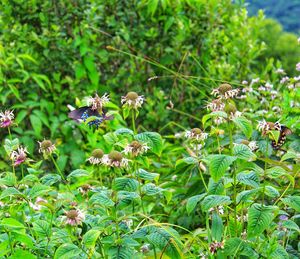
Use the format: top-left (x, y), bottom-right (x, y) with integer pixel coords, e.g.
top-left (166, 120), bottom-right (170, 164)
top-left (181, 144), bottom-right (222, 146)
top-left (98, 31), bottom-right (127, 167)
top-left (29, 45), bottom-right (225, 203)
top-left (211, 212), bottom-right (223, 241)
top-left (113, 178), bottom-right (139, 192)
top-left (135, 132), bottom-right (163, 156)
top-left (247, 204), bottom-right (275, 238)
top-left (54, 243), bottom-right (82, 259)
top-left (201, 195), bottom-right (231, 211)
top-left (41, 174), bottom-right (61, 186)
top-left (281, 196), bottom-right (300, 212)
top-left (142, 183), bottom-right (162, 196)
top-left (67, 169), bottom-right (90, 180)
top-left (0, 187), bottom-right (23, 199)
top-left (1, 218), bottom-right (25, 229)
top-left (186, 193), bottom-right (206, 214)
top-left (233, 144), bottom-right (256, 161)
top-left (282, 220), bottom-right (300, 232)
top-left (9, 249), bottom-right (37, 259)
top-left (232, 116), bottom-right (252, 139)
top-left (208, 155), bottom-right (236, 182)
top-left (269, 244), bottom-right (288, 259)
top-left (32, 220), bottom-right (51, 238)
top-left (108, 245), bottom-right (135, 259)
top-left (236, 189), bottom-right (259, 203)
top-left (264, 185), bottom-right (279, 198)
top-left (208, 179), bottom-right (224, 195)
top-left (82, 230), bottom-right (101, 249)
top-left (90, 193), bottom-right (115, 207)
top-left (237, 171), bottom-right (259, 188)
top-left (136, 169), bottom-right (159, 182)
top-left (29, 114), bottom-right (42, 138)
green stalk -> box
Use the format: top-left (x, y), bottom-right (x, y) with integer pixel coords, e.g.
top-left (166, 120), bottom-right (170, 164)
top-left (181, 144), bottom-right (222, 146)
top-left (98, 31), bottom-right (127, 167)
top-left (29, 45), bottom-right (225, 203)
top-left (132, 110), bottom-right (136, 134)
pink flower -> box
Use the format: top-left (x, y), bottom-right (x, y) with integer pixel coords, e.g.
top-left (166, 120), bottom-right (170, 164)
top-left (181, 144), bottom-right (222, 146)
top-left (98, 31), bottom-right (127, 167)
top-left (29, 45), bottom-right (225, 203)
top-left (10, 146), bottom-right (28, 166)
top-left (63, 209), bottom-right (85, 226)
top-left (0, 110), bottom-right (14, 128)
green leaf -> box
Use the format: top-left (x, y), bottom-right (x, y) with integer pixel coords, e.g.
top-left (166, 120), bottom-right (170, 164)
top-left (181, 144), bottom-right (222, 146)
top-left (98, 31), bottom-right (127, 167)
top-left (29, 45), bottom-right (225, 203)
top-left (233, 116), bottom-right (252, 139)
top-left (175, 157), bottom-right (198, 168)
top-left (27, 184), bottom-right (51, 199)
top-left (201, 195), bottom-right (231, 211)
top-left (136, 169), bottom-right (159, 182)
top-left (202, 111), bottom-right (227, 128)
top-left (208, 179), bottom-right (224, 195)
top-left (54, 243), bottom-right (82, 259)
top-left (32, 220), bottom-right (51, 238)
top-left (247, 203), bottom-right (275, 238)
top-left (113, 178), bottom-right (139, 192)
top-left (281, 196), bottom-right (300, 212)
top-left (211, 212), bottom-right (223, 241)
top-left (67, 169), bottom-right (90, 180)
top-left (236, 189), bottom-right (259, 203)
top-left (108, 245), bottom-right (134, 259)
top-left (208, 155), bottom-right (236, 182)
top-left (269, 244), bottom-right (288, 259)
top-left (282, 220), bottom-right (300, 232)
top-left (186, 194), bottom-right (206, 214)
top-left (90, 193), bottom-right (115, 207)
top-left (264, 185), bottom-right (279, 198)
top-left (29, 114), bottom-right (42, 138)
top-left (135, 132), bottom-right (163, 156)
top-left (41, 174), bottom-right (61, 186)
top-left (265, 166), bottom-right (286, 178)
top-left (237, 171), bottom-right (259, 188)
top-left (1, 218), bottom-right (25, 230)
top-left (9, 249), bottom-right (37, 259)
top-left (0, 187), bottom-right (23, 199)
top-left (142, 183), bottom-right (162, 196)
top-left (233, 144), bottom-right (256, 161)
top-left (82, 230), bottom-right (101, 249)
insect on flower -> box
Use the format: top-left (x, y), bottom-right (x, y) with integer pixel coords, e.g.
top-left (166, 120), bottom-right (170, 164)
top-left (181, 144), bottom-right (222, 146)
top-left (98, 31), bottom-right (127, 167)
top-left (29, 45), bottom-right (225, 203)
top-left (68, 93), bottom-right (113, 129)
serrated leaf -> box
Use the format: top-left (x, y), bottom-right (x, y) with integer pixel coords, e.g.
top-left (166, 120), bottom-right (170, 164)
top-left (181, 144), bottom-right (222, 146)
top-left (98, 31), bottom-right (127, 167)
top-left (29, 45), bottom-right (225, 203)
top-left (211, 212), bottom-right (223, 241)
top-left (233, 116), bottom-right (252, 139)
top-left (264, 185), bottom-right (279, 198)
top-left (90, 192), bottom-right (115, 207)
top-left (113, 178), bottom-right (139, 192)
top-left (32, 220), bottom-right (51, 238)
top-left (136, 169), bottom-right (159, 182)
top-left (186, 193), bottom-right (206, 214)
top-left (67, 169), bottom-right (90, 180)
top-left (54, 243), bottom-right (82, 259)
top-left (41, 174), bottom-right (61, 186)
top-left (247, 203), bottom-right (275, 238)
top-left (115, 128), bottom-right (133, 135)
top-left (82, 229), bottom-right (101, 249)
top-left (237, 171), bottom-right (259, 188)
top-left (142, 183), bottom-right (162, 196)
top-left (9, 249), bottom-right (37, 259)
top-left (233, 144), bottom-right (256, 161)
top-left (1, 218), bottom-right (25, 229)
top-left (201, 195), bottom-right (231, 211)
top-left (282, 220), bottom-right (300, 232)
top-left (236, 189), bottom-right (259, 203)
top-left (135, 132), bottom-right (163, 156)
top-left (281, 196), bottom-right (300, 212)
top-left (0, 187), bottom-right (23, 199)
top-left (208, 155), bottom-right (236, 182)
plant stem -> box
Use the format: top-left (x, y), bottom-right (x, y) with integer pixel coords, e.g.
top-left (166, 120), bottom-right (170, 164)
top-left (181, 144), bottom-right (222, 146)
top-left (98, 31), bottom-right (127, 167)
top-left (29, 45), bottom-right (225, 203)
top-left (7, 127), bottom-right (12, 140)
top-left (132, 110), bottom-right (136, 134)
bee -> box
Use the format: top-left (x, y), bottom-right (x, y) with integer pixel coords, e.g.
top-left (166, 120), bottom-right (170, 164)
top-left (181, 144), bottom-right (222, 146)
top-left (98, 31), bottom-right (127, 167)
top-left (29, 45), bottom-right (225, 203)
top-left (68, 106), bottom-right (113, 129)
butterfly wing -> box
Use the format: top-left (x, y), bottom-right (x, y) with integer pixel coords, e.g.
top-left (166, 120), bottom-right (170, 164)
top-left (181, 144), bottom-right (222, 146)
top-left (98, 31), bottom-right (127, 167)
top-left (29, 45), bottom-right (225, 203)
top-left (68, 106), bottom-right (100, 121)
top-left (271, 126), bottom-right (292, 150)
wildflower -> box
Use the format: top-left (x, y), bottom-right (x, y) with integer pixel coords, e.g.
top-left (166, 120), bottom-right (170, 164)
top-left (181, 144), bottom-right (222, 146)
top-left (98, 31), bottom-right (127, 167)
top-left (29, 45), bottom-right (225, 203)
top-left (265, 82), bottom-right (273, 90)
top-left (214, 117), bottom-right (225, 125)
top-left (280, 76), bottom-right (289, 84)
top-left (279, 215), bottom-right (288, 221)
top-left (121, 92), bottom-right (144, 109)
top-left (102, 151), bottom-right (129, 168)
top-left (63, 209), bottom-right (85, 226)
top-left (78, 184), bottom-right (93, 195)
top-left (121, 219), bottom-right (133, 229)
top-left (250, 78), bottom-right (260, 86)
top-left (38, 140), bottom-right (56, 156)
top-left (242, 87), bottom-right (253, 93)
top-left (211, 84), bottom-right (239, 99)
top-left (29, 197), bottom-right (47, 211)
top-left (242, 80), bottom-right (248, 85)
top-left (270, 90), bottom-right (278, 100)
top-left (275, 68), bottom-right (285, 74)
top-left (124, 140), bottom-right (149, 157)
top-left (296, 62), bottom-right (300, 71)
top-left (171, 175), bottom-right (178, 181)
top-left (87, 149), bottom-right (104, 165)
top-left (87, 93), bottom-right (109, 111)
top-left (294, 76), bottom-right (300, 81)
top-left (206, 99), bottom-right (225, 112)
top-left (209, 206), bottom-right (224, 215)
top-left (10, 146), bottom-right (28, 166)
top-left (258, 86), bottom-right (266, 92)
top-left (185, 128), bottom-right (208, 141)
top-left (257, 120), bottom-right (281, 135)
top-left (209, 241), bottom-right (225, 255)
top-left (140, 243), bottom-right (151, 254)
top-left (0, 110), bottom-right (14, 128)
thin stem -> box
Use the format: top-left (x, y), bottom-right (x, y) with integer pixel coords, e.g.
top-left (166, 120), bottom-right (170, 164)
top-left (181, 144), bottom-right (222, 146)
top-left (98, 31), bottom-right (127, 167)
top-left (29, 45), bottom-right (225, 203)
top-left (7, 127), bottom-right (12, 140)
top-left (198, 165), bottom-right (208, 192)
top-left (261, 141), bottom-right (269, 205)
top-left (131, 110), bottom-right (136, 134)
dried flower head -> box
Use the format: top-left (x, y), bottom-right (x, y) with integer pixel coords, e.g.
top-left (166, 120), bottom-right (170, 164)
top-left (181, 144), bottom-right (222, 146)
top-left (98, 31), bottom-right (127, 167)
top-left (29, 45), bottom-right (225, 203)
top-left (209, 241), bottom-right (225, 255)
top-left (63, 209), bottom-right (85, 226)
top-left (185, 128), bottom-right (208, 141)
top-left (121, 92), bottom-right (144, 109)
top-left (211, 84), bottom-right (239, 99)
top-left (124, 140), bottom-right (149, 156)
top-left (88, 149), bottom-right (104, 165)
top-left (206, 99), bottom-right (225, 112)
top-left (10, 146), bottom-right (28, 166)
top-left (78, 184), bottom-right (93, 195)
top-left (257, 120), bottom-right (281, 135)
top-left (0, 110), bottom-right (14, 128)
top-left (38, 140), bottom-right (56, 155)
top-left (102, 151), bottom-right (129, 168)
top-left (87, 93), bottom-right (109, 111)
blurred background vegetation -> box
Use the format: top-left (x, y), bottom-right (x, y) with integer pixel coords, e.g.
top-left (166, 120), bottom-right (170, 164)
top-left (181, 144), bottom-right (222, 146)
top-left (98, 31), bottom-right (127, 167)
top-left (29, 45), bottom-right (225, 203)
top-left (0, 0), bottom-right (299, 169)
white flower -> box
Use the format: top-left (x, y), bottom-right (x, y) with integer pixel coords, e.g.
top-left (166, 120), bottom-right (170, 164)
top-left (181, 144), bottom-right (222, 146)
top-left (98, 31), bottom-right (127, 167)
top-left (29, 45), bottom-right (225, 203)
top-left (87, 149), bottom-right (104, 165)
top-left (214, 117), bottom-right (225, 125)
top-left (275, 68), bottom-right (285, 74)
top-left (229, 111), bottom-right (242, 120)
top-left (121, 92), bottom-right (144, 109)
top-left (296, 62), bottom-right (300, 71)
top-left (294, 76), bottom-right (300, 81)
top-left (248, 141), bottom-right (258, 151)
top-left (242, 80), bottom-right (248, 85)
top-left (250, 78), bottom-right (260, 85)
top-left (211, 84), bottom-right (239, 99)
top-left (0, 110), bottom-right (14, 128)
top-left (206, 99), bottom-right (225, 112)
top-left (280, 76), bottom-right (289, 84)
top-left (102, 151), bottom-right (129, 168)
top-left (257, 120), bottom-right (269, 132)
top-left (87, 93), bottom-right (110, 111)
top-left (123, 141), bottom-right (149, 156)
top-left (185, 128), bottom-right (208, 141)
top-left (265, 82), bottom-right (273, 89)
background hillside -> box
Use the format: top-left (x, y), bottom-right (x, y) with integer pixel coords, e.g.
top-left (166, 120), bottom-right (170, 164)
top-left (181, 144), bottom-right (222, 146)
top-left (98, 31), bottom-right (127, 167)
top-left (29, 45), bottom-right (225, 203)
top-left (247, 0), bottom-right (300, 33)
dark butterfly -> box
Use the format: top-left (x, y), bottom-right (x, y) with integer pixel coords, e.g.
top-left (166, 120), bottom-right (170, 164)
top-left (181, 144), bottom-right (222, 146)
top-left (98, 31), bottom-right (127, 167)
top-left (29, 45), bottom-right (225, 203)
top-left (271, 125), bottom-right (292, 150)
top-left (68, 106), bottom-right (113, 129)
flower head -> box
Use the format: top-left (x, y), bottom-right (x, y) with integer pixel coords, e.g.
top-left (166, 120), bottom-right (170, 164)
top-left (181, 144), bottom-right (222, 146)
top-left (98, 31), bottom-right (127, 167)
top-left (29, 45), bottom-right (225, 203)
top-left (257, 120), bottom-right (281, 135)
top-left (63, 209), bottom-right (85, 226)
top-left (87, 149), bottom-right (104, 165)
top-left (78, 184), bottom-right (93, 195)
top-left (206, 99), bottom-right (225, 112)
top-left (140, 244), bottom-right (151, 254)
top-left (121, 92), bottom-right (144, 109)
top-left (0, 110), bottom-right (14, 128)
top-left (275, 68), bottom-right (285, 74)
top-left (185, 128), bottom-right (208, 141)
top-left (211, 84), bottom-right (239, 99)
top-left (280, 76), bottom-right (289, 84)
top-left (124, 140), bottom-right (149, 156)
top-left (10, 146), bottom-right (28, 166)
top-left (296, 62), bottom-right (300, 72)
top-left (209, 241), bottom-right (225, 255)
top-left (102, 151), bottom-right (129, 168)
top-left (29, 197), bottom-right (47, 211)
top-left (87, 93), bottom-right (109, 111)
top-left (38, 140), bottom-right (56, 156)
